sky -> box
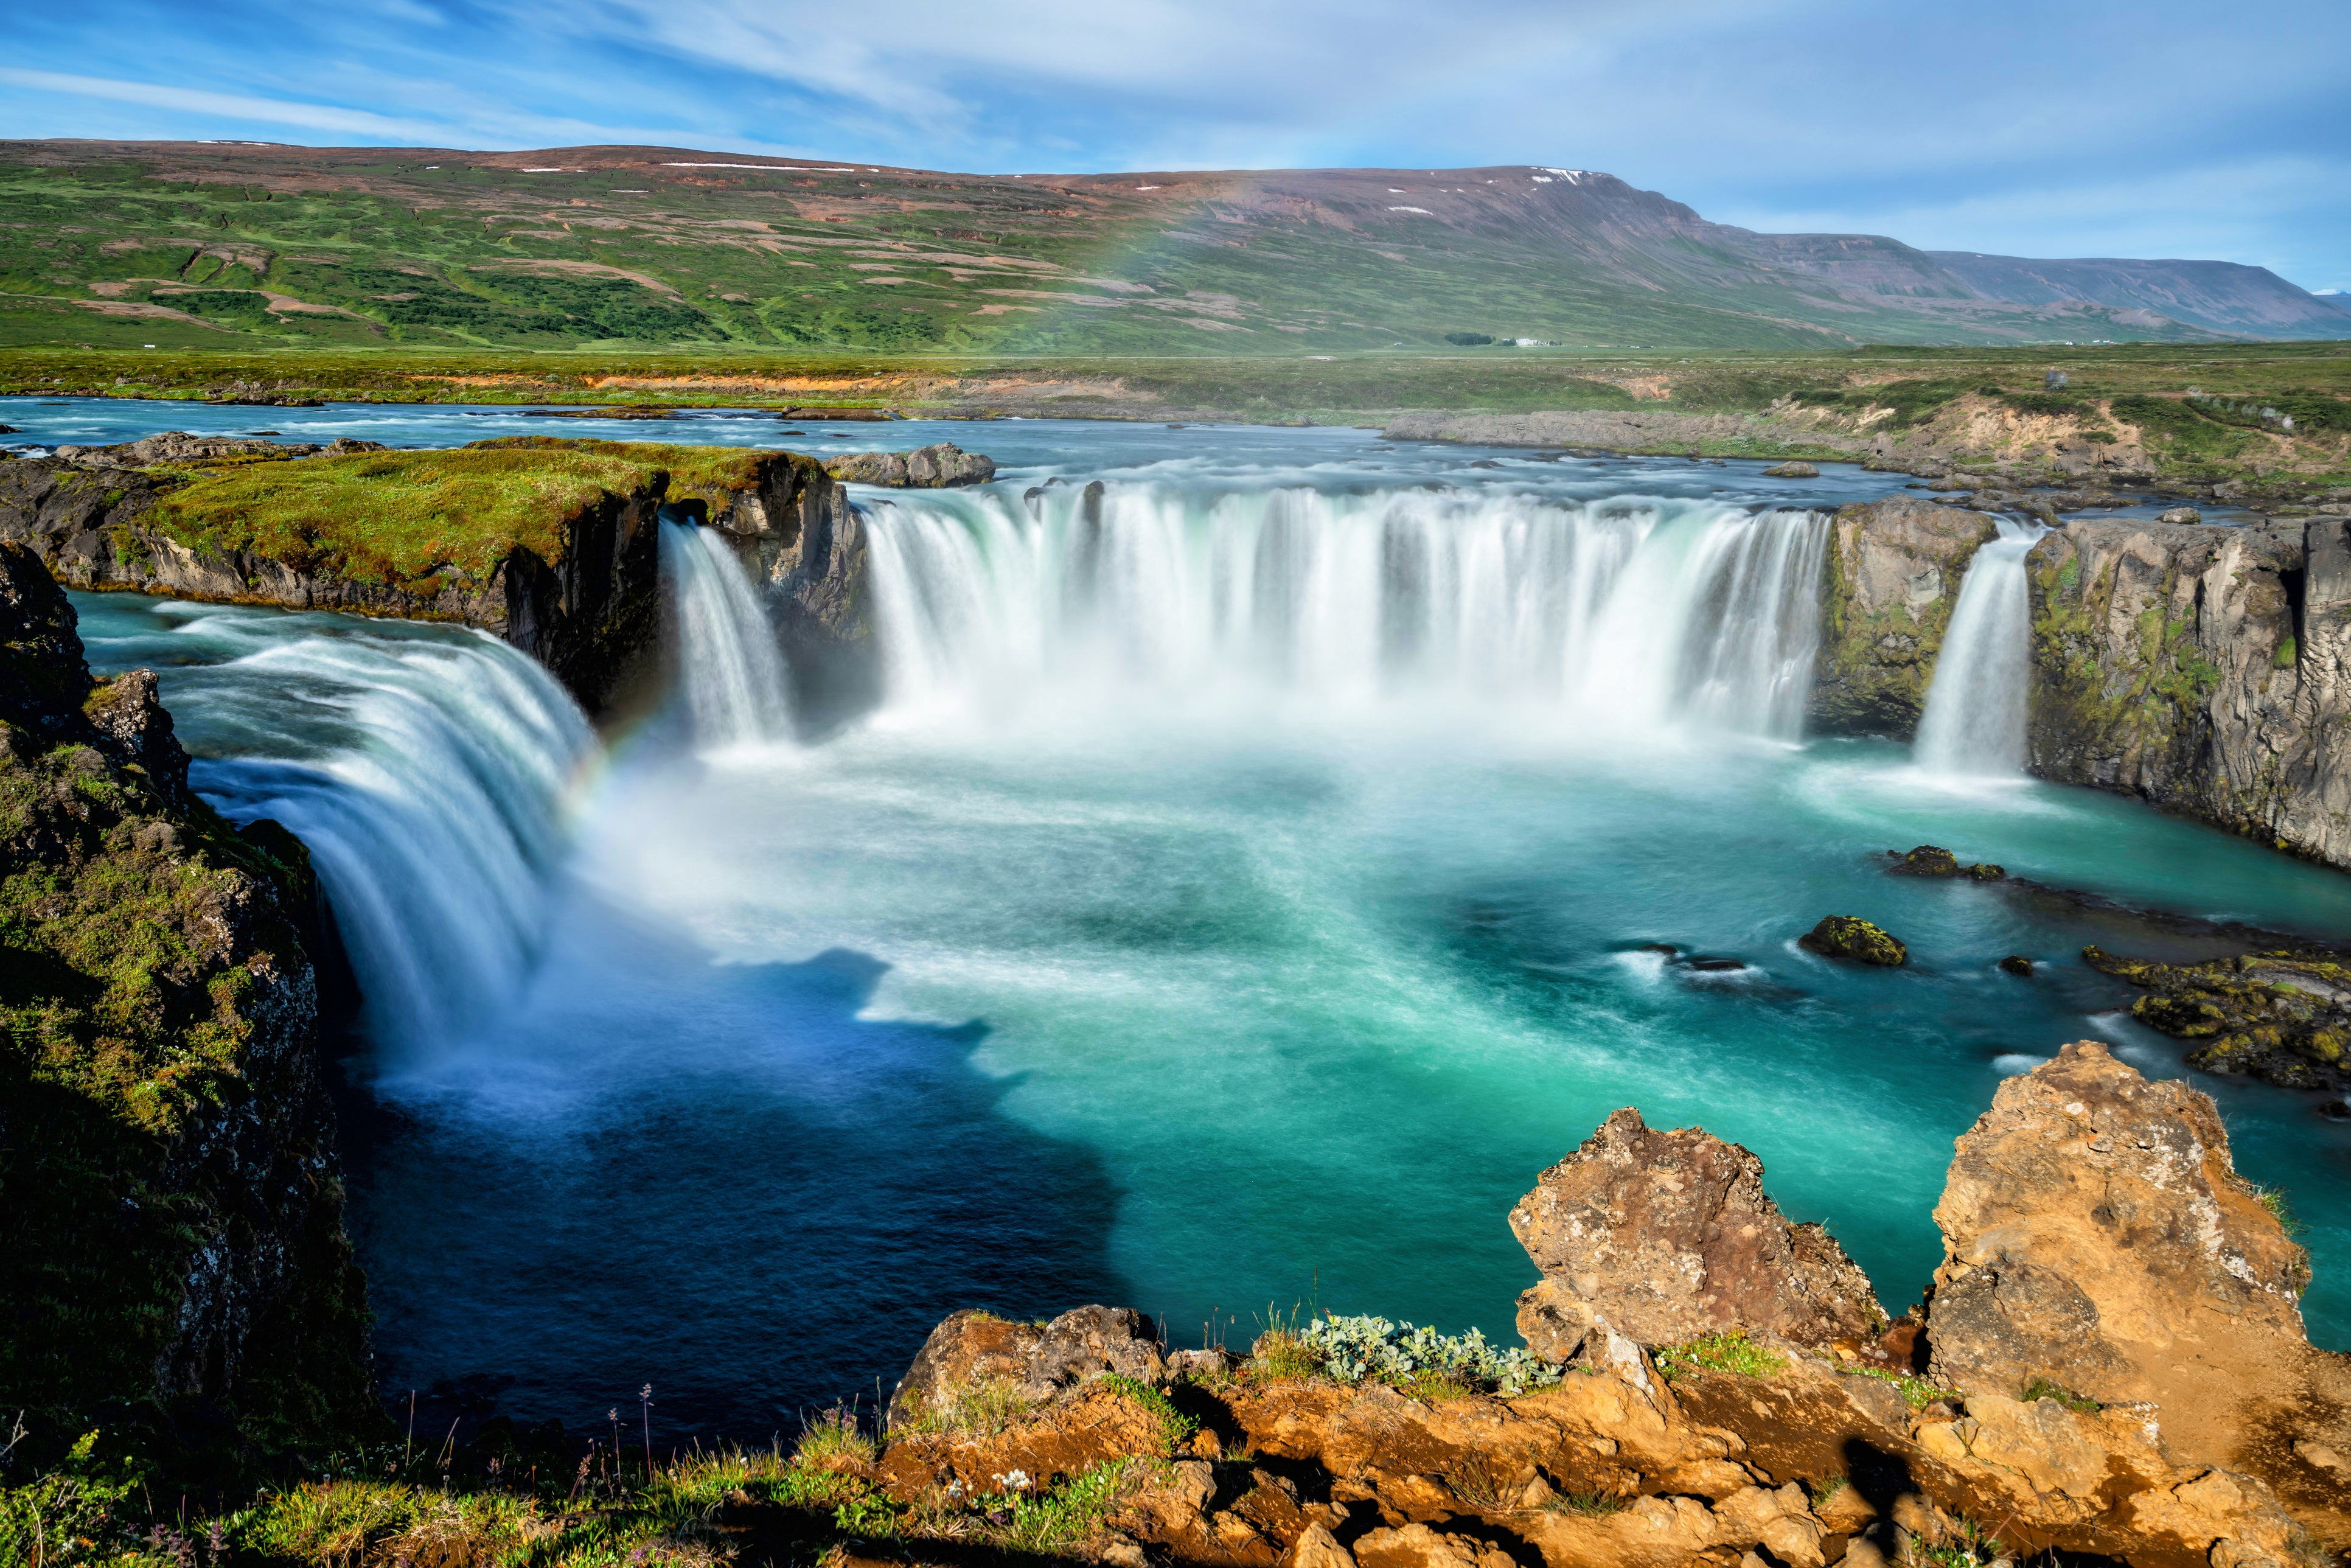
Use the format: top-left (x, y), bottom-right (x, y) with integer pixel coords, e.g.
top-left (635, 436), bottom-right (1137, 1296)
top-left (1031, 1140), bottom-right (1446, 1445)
top-left (2, 0), bottom-right (2346, 293)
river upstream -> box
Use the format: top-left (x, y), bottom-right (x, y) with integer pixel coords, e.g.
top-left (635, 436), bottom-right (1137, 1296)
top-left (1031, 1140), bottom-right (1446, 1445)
top-left (11, 400), bottom-right (2351, 1447)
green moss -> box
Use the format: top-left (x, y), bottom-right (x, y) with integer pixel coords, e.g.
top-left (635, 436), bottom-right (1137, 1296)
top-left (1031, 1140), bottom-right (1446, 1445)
top-left (2275, 636), bottom-right (2299, 669)
top-left (1845, 1367), bottom-right (1959, 1410)
top-left (141, 438), bottom-right (790, 588)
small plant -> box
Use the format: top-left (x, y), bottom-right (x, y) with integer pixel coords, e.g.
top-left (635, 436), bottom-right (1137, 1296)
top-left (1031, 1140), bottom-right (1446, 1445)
top-left (1544, 1488), bottom-right (1626, 1518)
top-left (1292, 1314), bottom-right (1564, 1396)
top-left (1444, 1455), bottom-right (1510, 1511)
top-left (795, 1404), bottom-right (879, 1472)
top-left (893, 1376), bottom-right (1037, 1438)
top-left (1845, 1366), bottom-right (1960, 1410)
top-left (1808, 1474), bottom-right (1849, 1506)
top-left (2252, 1184), bottom-right (2307, 1238)
top-left (2019, 1376), bottom-right (2102, 1413)
top-left (984, 1459), bottom-right (1135, 1554)
top-left (1097, 1375), bottom-right (1199, 1454)
top-left (1653, 1330), bottom-right (1786, 1383)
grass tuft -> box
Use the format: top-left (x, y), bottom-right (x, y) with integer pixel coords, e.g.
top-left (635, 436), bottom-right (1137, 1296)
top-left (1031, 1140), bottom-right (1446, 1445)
top-left (1543, 1488), bottom-right (1626, 1519)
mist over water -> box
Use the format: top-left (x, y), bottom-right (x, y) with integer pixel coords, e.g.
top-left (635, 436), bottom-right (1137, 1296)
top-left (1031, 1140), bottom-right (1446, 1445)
top-left (61, 414), bottom-right (2351, 1446)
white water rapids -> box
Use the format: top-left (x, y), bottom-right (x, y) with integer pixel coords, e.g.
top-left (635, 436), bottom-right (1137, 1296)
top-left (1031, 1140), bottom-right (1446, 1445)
top-left (1914, 518), bottom-right (2049, 776)
top-left (860, 485), bottom-right (1831, 738)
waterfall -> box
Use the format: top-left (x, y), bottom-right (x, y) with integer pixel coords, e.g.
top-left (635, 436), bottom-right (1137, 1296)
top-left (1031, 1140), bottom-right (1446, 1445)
top-left (189, 629), bottom-right (596, 1050)
top-left (659, 518), bottom-right (792, 748)
top-left (1914, 518), bottom-right (2050, 775)
top-left (860, 483), bottom-right (1830, 737)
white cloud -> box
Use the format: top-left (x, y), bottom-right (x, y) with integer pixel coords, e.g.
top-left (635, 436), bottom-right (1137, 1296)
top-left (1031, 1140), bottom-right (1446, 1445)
top-left (0, 68), bottom-right (444, 138)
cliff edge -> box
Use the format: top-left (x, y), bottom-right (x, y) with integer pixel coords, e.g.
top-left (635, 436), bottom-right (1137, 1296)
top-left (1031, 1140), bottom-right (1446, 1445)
top-left (0, 541), bottom-right (372, 1466)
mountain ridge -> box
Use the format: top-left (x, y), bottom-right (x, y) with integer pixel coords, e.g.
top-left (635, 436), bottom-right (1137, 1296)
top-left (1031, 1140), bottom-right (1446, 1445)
top-left (0, 139), bottom-right (2339, 352)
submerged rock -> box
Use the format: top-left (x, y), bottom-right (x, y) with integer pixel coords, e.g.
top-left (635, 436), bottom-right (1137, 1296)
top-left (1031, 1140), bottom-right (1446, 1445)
top-left (1889, 844), bottom-right (1960, 876)
top-left (1998, 954), bottom-right (2034, 976)
top-left (1763, 460), bottom-right (1820, 478)
top-left (1799, 916), bottom-right (1907, 966)
top-left (1509, 1106), bottom-right (1884, 1355)
top-left (1886, 845), bottom-right (2005, 879)
top-left (2083, 943), bottom-right (2350, 1090)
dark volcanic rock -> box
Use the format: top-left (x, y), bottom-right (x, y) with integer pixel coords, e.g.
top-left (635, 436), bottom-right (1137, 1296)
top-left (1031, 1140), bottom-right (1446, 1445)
top-left (2083, 943), bottom-right (2350, 1090)
top-left (1798, 916), bottom-right (1907, 966)
top-left (1886, 845), bottom-right (2004, 879)
top-left (1999, 955), bottom-right (2035, 976)
top-left (1510, 1106), bottom-right (1885, 1355)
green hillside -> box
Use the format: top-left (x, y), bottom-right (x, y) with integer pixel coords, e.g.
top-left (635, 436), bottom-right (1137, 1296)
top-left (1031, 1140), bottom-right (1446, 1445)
top-left (0, 145), bottom-right (2287, 356)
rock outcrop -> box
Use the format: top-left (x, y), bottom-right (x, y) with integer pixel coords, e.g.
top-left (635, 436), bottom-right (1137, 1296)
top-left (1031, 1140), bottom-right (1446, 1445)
top-left (0, 542), bottom-right (371, 1455)
top-left (876, 1059), bottom-right (2344, 1565)
top-left (1797, 916), bottom-right (1907, 966)
top-left (1509, 1107), bottom-right (1885, 1356)
top-left (2025, 514), bottom-right (2351, 871)
top-left (694, 451), bottom-right (878, 725)
top-left (1927, 1042), bottom-right (2351, 1545)
top-left (2082, 943), bottom-right (2350, 1089)
top-left (822, 442), bottom-right (995, 488)
top-left (1808, 496), bottom-right (1997, 738)
top-left (890, 1306), bottom-right (1164, 1426)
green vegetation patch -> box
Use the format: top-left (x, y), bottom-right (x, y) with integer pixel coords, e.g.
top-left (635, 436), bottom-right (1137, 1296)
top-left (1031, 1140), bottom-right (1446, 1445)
top-left (145, 438), bottom-right (776, 585)
top-left (2019, 1377), bottom-right (2102, 1413)
top-left (1845, 1366), bottom-right (1959, 1410)
top-left (1293, 1313), bottom-right (1566, 1396)
top-left (1653, 1329), bottom-right (1787, 1382)
top-left (1096, 1374), bottom-right (1200, 1454)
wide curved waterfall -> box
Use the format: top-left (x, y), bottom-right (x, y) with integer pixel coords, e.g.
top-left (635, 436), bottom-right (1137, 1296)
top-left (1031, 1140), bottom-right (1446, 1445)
top-left (660, 518), bottom-right (792, 748)
top-left (862, 485), bottom-right (1830, 737)
top-left (1914, 519), bottom-right (2049, 775)
top-left (81, 602), bottom-right (598, 1050)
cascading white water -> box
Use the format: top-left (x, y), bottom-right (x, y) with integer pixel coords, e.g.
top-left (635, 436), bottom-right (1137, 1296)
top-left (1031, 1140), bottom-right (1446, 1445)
top-left (659, 518), bottom-right (792, 748)
top-left (189, 629), bottom-right (596, 1050)
top-left (1914, 518), bottom-right (2050, 775)
top-left (860, 484), bottom-right (1829, 737)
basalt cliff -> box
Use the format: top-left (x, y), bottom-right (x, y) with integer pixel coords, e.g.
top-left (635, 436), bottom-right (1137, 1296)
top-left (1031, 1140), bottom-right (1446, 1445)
top-left (0, 540), bottom-right (372, 1469)
top-left (1819, 495), bottom-right (2351, 873)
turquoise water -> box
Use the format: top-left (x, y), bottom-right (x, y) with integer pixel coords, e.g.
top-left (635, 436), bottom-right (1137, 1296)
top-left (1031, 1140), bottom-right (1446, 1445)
top-left (50, 399), bottom-right (2351, 1447)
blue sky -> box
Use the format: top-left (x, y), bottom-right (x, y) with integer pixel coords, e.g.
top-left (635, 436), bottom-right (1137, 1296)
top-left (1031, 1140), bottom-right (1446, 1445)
top-left (3, 0), bottom-right (2345, 292)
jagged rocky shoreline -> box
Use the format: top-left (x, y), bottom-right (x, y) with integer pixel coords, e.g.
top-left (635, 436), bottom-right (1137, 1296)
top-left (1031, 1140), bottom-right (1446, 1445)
top-left (872, 1046), bottom-right (2349, 1568)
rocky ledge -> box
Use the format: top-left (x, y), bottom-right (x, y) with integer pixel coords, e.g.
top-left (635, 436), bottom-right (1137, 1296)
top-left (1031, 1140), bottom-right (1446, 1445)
top-left (0, 434), bottom-right (879, 717)
top-left (867, 1044), bottom-right (2349, 1568)
top-left (822, 441), bottom-right (996, 488)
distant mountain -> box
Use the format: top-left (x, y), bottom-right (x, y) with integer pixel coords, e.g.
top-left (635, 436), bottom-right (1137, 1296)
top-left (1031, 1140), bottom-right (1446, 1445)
top-left (0, 141), bottom-right (2339, 352)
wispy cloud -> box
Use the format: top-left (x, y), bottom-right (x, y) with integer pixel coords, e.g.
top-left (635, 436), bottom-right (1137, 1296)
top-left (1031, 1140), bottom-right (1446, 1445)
top-left (0, 68), bottom-right (443, 139)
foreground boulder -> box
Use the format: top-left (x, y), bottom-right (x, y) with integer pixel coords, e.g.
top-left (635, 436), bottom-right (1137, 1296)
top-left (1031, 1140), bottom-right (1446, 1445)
top-left (1928, 1041), bottom-right (2351, 1544)
top-left (1510, 1107), bottom-right (1884, 1356)
top-left (1799, 915), bottom-right (1907, 965)
top-left (823, 442), bottom-right (995, 487)
top-left (889, 1304), bottom-right (1163, 1427)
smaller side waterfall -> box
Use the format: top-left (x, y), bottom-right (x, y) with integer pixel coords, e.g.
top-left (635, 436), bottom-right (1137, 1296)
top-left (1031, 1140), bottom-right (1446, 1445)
top-left (660, 518), bottom-right (792, 748)
top-left (1914, 518), bottom-right (2049, 775)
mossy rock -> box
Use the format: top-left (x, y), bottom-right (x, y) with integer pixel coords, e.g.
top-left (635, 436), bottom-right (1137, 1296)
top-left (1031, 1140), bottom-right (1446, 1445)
top-left (1799, 916), bottom-right (1907, 966)
top-left (1888, 845), bottom-right (1960, 877)
top-left (1966, 862), bottom-right (2006, 880)
top-left (1999, 955), bottom-right (2034, 977)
